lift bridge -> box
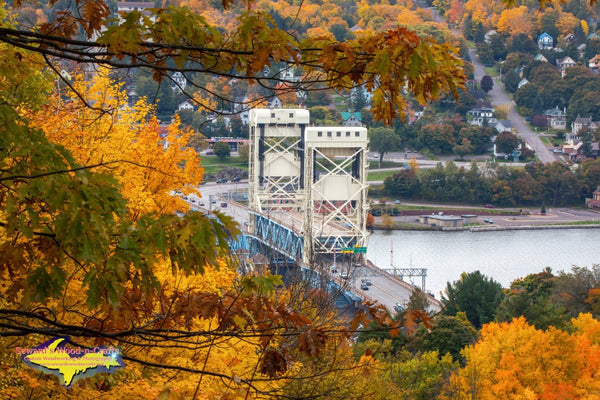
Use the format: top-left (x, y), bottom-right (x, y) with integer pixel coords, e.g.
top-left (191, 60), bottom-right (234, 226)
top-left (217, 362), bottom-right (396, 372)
top-left (246, 108), bottom-right (369, 265)
top-left (230, 109), bottom-right (437, 311)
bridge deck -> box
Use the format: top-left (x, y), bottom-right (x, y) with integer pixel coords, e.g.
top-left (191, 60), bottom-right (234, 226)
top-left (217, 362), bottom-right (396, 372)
top-left (188, 184), bottom-right (440, 314)
top-left (266, 210), bottom-right (353, 237)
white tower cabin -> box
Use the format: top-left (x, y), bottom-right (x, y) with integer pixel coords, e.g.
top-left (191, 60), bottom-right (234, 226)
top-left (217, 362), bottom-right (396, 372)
top-left (248, 109), bottom-right (369, 265)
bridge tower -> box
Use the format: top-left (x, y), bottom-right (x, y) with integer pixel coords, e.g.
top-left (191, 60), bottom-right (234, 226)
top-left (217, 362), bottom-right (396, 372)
top-left (303, 126), bottom-right (369, 260)
top-left (248, 109), bottom-right (369, 265)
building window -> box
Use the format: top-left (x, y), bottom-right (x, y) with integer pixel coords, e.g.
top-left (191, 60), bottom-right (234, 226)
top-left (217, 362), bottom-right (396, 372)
top-left (346, 131), bottom-right (350, 137)
top-left (271, 113), bottom-right (275, 118)
top-left (289, 112), bottom-right (294, 118)
top-left (355, 131), bottom-right (360, 137)
top-left (336, 132), bottom-right (341, 137)
top-left (318, 131), bottom-right (323, 137)
top-left (327, 131), bottom-right (332, 137)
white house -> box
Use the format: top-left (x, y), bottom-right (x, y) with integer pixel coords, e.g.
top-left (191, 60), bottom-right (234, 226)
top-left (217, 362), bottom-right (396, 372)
top-left (534, 53), bottom-right (548, 62)
top-left (494, 120), bottom-right (512, 133)
top-left (468, 107), bottom-right (496, 127)
top-left (518, 78), bottom-right (529, 89)
top-left (484, 30), bottom-right (497, 43)
top-left (177, 100), bottom-right (195, 111)
top-left (537, 32), bottom-right (553, 50)
top-left (556, 56), bottom-right (576, 76)
top-left (171, 72), bottom-right (187, 92)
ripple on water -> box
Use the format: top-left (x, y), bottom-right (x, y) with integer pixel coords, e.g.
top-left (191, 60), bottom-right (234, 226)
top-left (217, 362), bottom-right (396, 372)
top-left (367, 229), bottom-right (600, 297)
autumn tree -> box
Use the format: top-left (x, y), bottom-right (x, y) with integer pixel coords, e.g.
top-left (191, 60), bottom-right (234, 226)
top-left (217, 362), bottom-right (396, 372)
top-left (452, 315), bottom-right (600, 399)
top-left (0, 0), bottom-right (476, 395)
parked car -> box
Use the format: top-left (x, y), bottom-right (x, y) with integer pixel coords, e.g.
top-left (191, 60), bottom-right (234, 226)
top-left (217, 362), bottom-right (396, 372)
top-left (230, 177), bottom-right (241, 182)
top-left (216, 178), bottom-right (227, 184)
top-left (340, 271), bottom-right (349, 280)
top-left (361, 278), bottom-right (372, 286)
top-left (484, 204), bottom-right (495, 209)
top-left (484, 218), bottom-right (494, 224)
top-left (394, 199), bottom-right (402, 204)
top-left (360, 282), bottom-right (369, 290)
top-left (220, 202), bottom-right (227, 208)
top-left (393, 302), bottom-right (404, 312)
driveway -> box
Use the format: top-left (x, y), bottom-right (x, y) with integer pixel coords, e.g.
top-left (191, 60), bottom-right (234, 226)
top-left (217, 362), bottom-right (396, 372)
top-left (469, 49), bottom-right (557, 164)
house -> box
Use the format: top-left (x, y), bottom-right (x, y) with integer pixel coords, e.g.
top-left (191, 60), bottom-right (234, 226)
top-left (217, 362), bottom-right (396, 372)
top-left (340, 111), bottom-right (362, 127)
top-left (571, 114), bottom-right (599, 136)
top-left (171, 72), bottom-right (187, 92)
top-left (468, 107), bottom-right (494, 119)
top-left (562, 141), bottom-right (584, 162)
top-left (586, 186), bottom-right (600, 209)
top-left (494, 120), bottom-right (512, 133)
top-left (279, 68), bottom-right (297, 81)
top-left (588, 33), bottom-right (600, 40)
top-left (556, 56), bottom-right (577, 76)
top-left (592, 142), bottom-right (600, 158)
top-left (534, 53), bottom-right (548, 62)
top-left (564, 33), bottom-right (575, 43)
top-left (177, 100), bottom-right (195, 111)
top-left (268, 96), bottom-right (282, 109)
top-left (537, 32), bottom-right (553, 50)
top-left (544, 106), bottom-right (567, 130)
top-left (577, 43), bottom-right (587, 57)
top-left (518, 78), bottom-right (529, 89)
top-left (468, 107), bottom-right (496, 127)
top-left (589, 55), bottom-right (600, 72)
top-left (240, 109), bottom-right (250, 125)
top-left (484, 30), bottom-right (497, 43)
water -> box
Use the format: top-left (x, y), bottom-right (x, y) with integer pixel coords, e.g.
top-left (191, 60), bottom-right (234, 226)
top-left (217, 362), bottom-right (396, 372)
top-left (367, 229), bottom-right (600, 297)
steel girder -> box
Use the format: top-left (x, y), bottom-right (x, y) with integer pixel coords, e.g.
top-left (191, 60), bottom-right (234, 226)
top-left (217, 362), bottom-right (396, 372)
top-left (251, 212), bottom-right (304, 262)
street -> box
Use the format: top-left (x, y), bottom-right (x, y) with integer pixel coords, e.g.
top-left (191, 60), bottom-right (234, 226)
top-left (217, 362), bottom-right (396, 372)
top-left (469, 49), bottom-right (558, 164)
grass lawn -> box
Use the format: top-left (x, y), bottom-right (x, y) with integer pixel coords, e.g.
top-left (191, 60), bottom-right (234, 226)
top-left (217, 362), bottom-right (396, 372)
top-left (368, 160), bottom-right (407, 169)
top-left (540, 136), bottom-right (551, 145)
top-left (484, 66), bottom-right (499, 77)
top-left (367, 170), bottom-right (397, 181)
top-left (201, 155), bottom-right (248, 175)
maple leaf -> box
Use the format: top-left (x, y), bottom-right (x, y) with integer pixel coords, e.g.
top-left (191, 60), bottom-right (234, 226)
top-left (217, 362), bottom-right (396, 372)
top-left (298, 327), bottom-right (328, 357)
top-left (259, 347), bottom-right (289, 377)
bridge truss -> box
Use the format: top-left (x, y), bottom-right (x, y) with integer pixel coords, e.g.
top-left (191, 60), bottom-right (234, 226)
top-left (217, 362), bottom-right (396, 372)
top-left (248, 109), bottom-right (370, 265)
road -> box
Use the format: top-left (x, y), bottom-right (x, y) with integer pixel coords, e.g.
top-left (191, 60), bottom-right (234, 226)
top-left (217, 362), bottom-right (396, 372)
top-left (469, 49), bottom-right (557, 163)
top-left (386, 206), bottom-right (600, 228)
top-left (185, 182), bottom-right (441, 313)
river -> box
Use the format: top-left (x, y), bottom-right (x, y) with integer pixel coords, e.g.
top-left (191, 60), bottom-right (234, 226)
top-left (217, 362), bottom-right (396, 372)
top-left (366, 228), bottom-right (600, 297)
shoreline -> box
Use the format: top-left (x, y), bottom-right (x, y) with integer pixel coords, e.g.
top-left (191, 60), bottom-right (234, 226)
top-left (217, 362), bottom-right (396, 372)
top-left (372, 223), bottom-right (600, 232)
